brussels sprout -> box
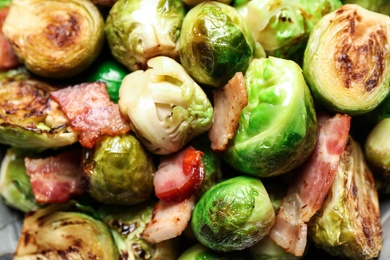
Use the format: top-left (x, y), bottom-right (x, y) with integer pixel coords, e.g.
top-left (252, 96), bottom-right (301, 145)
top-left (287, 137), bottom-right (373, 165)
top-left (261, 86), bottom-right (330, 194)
top-left (365, 118), bottom-right (390, 194)
top-left (13, 202), bottom-right (119, 259)
top-left (224, 57), bottom-right (318, 177)
top-left (0, 72), bottom-right (78, 151)
top-left (179, 1), bottom-right (257, 88)
top-left (106, 0), bottom-right (186, 71)
top-left (308, 137), bottom-right (382, 259)
top-left (178, 243), bottom-right (253, 260)
top-left (191, 175), bottom-right (275, 252)
top-left (119, 56), bottom-right (213, 155)
top-left (249, 236), bottom-right (302, 260)
top-left (303, 4), bottom-right (390, 115)
top-left (0, 148), bottom-right (42, 213)
top-left (3, 0), bottom-right (105, 78)
top-left (82, 133), bottom-right (155, 205)
top-left (183, 0), bottom-right (232, 6)
top-left (342, 0), bottom-right (390, 15)
top-left (98, 201), bottom-right (180, 259)
top-left (234, 0), bottom-right (342, 60)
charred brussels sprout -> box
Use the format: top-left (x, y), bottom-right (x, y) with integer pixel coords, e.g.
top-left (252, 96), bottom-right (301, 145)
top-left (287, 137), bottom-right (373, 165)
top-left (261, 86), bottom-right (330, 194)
top-left (342, 0), bottom-right (390, 15)
top-left (191, 175), bottom-right (275, 252)
top-left (308, 137), bottom-right (382, 259)
top-left (98, 202), bottom-right (179, 259)
top-left (303, 4), bottom-right (390, 115)
top-left (179, 1), bottom-right (257, 88)
top-left (119, 56), bottom-right (213, 155)
top-left (82, 133), bottom-right (155, 205)
top-left (106, 0), bottom-right (186, 71)
top-left (234, 0), bottom-right (341, 60)
top-left (3, 0), bottom-right (105, 78)
top-left (0, 71), bottom-right (77, 151)
top-left (224, 57), bottom-right (318, 177)
top-left (178, 243), bottom-right (252, 260)
top-left (14, 203), bottom-right (119, 259)
top-left (0, 148), bottom-right (41, 213)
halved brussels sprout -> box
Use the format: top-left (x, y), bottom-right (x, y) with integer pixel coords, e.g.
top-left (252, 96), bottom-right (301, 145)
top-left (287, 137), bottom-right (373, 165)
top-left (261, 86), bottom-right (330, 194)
top-left (179, 1), bottom-right (257, 88)
top-left (119, 56), bottom-right (213, 155)
top-left (343, 0), bottom-right (390, 15)
top-left (3, 0), bottom-right (105, 78)
top-left (303, 4), bottom-right (390, 115)
top-left (0, 72), bottom-right (77, 151)
top-left (14, 202), bottom-right (119, 259)
top-left (82, 133), bottom-right (155, 205)
top-left (98, 201), bottom-right (180, 259)
top-left (224, 57), bottom-right (318, 177)
top-left (308, 137), bottom-right (382, 259)
top-left (191, 175), bottom-right (275, 252)
top-left (106, 0), bottom-right (186, 71)
top-left (234, 0), bottom-right (342, 60)
top-left (0, 148), bottom-right (42, 213)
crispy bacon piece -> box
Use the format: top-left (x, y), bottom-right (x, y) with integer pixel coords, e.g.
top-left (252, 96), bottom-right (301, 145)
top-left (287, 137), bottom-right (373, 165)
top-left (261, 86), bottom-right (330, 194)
top-left (0, 7), bottom-right (20, 70)
top-left (25, 149), bottom-right (84, 204)
top-left (269, 113), bottom-right (351, 256)
top-left (141, 196), bottom-right (195, 244)
top-left (50, 82), bottom-right (131, 148)
top-left (209, 72), bottom-right (248, 151)
top-left (154, 146), bottom-right (204, 203)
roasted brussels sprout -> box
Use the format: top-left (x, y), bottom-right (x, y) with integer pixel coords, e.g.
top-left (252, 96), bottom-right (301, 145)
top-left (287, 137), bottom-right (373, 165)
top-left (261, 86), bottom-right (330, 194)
top-left (234, 0), bottom-right (342, 60)
top-left (0, 148), bottom-right (41, 213)
top-left (3, 0), bottom-right (105, 78)
top-left (365, 118), bottom-right (390, 194)
top-left (249, 236), bottom-right (302, 260)
top-left (342, 0), bottom-right (390, 15)
top-left (0, 71), bottom-right (77, 151)
top-left (308, 137), bottom-right (382, 259)
top-left (119, 56), bottom-right (213, 155)
top-left (178, 243), bottom-right (253, 260)
top-left (191, 175), bottom-right (275, 252)
top-left (82, 133), bottom-right (155, 205)
top-left (224, 57), bottom-right (318, 177)
top-left (14, 202), bottom-right (119, 259)
top-left (179, 1), bottom-right (257, 88)
top-left (98, 201), bottom-right (180, 259)
top-left (303, 4), bottom-right (390, 115)
top-left (106, 0), bottom-right (186, 71)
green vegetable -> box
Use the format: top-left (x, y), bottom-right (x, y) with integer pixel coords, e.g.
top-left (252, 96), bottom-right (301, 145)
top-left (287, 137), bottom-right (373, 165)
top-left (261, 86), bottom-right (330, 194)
top-left (342, 0), bottom-right (390, 15)
top-left (308, 137), bottom-right (382, 259)
top-left (106, 0), bottom-right (186, 71)
top-left (82, 133), bottom-right (155, 205)
top-left (3, 0), bottom-right (105, 78)
top-left (178, 243), bottom-right (252, 260)
top-left (119, 56), bottom-right (213, 155)
top-left (179, 1), bottom-right (257, 88)
top-left (303, 4), bottom-right (390, 115)
top-left (191, 175), bottom-right (275, 252)
top-left (98, 201), bottom-right (180, 259)
top-left (0, 0), bottom-right (12, 8)
top-left (0, 148), bottom-right (42, 213)
top-left (224, 57), bottom-right (318, 177)
top-left (249, 236), bottom-right (302, 260)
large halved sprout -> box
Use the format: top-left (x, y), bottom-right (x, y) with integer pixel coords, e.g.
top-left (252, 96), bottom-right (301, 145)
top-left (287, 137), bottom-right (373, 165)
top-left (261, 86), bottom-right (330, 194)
top-left (119, 56), bottom-right (213, 155)
top-left (0, 70), bottom-right (77, 151)
top-left (3, 0), bottom-right (105, 78)
top-left (224, 57), bottom-right (318, 177)
top-left (303, 4), bottom-right (390, 115)
top-left (106, 0), bottom-right (186, 71)
top-left (308, 137), bottom-right (382, 259)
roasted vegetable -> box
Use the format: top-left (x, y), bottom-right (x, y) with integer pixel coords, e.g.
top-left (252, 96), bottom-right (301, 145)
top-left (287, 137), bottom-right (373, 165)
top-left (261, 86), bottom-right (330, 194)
top-left (3, 0), bottom-right (105, 78)
top-left (178, 243), bottom-right (252, 260)
top-left (191, 175), bottom-right (275, 252)
top-left (303, 4), bottom-right (390, 115)
top-left (224, 57), bottom-right (318, 177)
top-left (0, 70), bottom-right (77, 151)
top-left (0, 148), bottom-right (41, 213)
top-left (82, 133), bottom-right (155, 205)
top-left (308, 137), bottom-right (382, 259)
top-left (342, 0), bottom-right (390, 15)
top-left (13, 202), bottom-right (119, 259)
top-left (179, 1), bottom-right (258, 88)
top-left (106, 0), bottom-right (186, 71)
top-left (119, 56), bottom-right (213, 155)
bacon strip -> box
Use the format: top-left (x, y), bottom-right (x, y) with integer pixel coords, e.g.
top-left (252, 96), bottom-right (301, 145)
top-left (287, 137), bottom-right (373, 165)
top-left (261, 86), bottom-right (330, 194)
top-left (50, 82), bottom-right (131, 148)
top-left (25, 149), bottom-right (84, 204)
top-left (209, 72), bottom-right (248, 151)
top-left (0, 7), bottom-right (20, 70)
top-left (269, 113), bottom-right (351, 256)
